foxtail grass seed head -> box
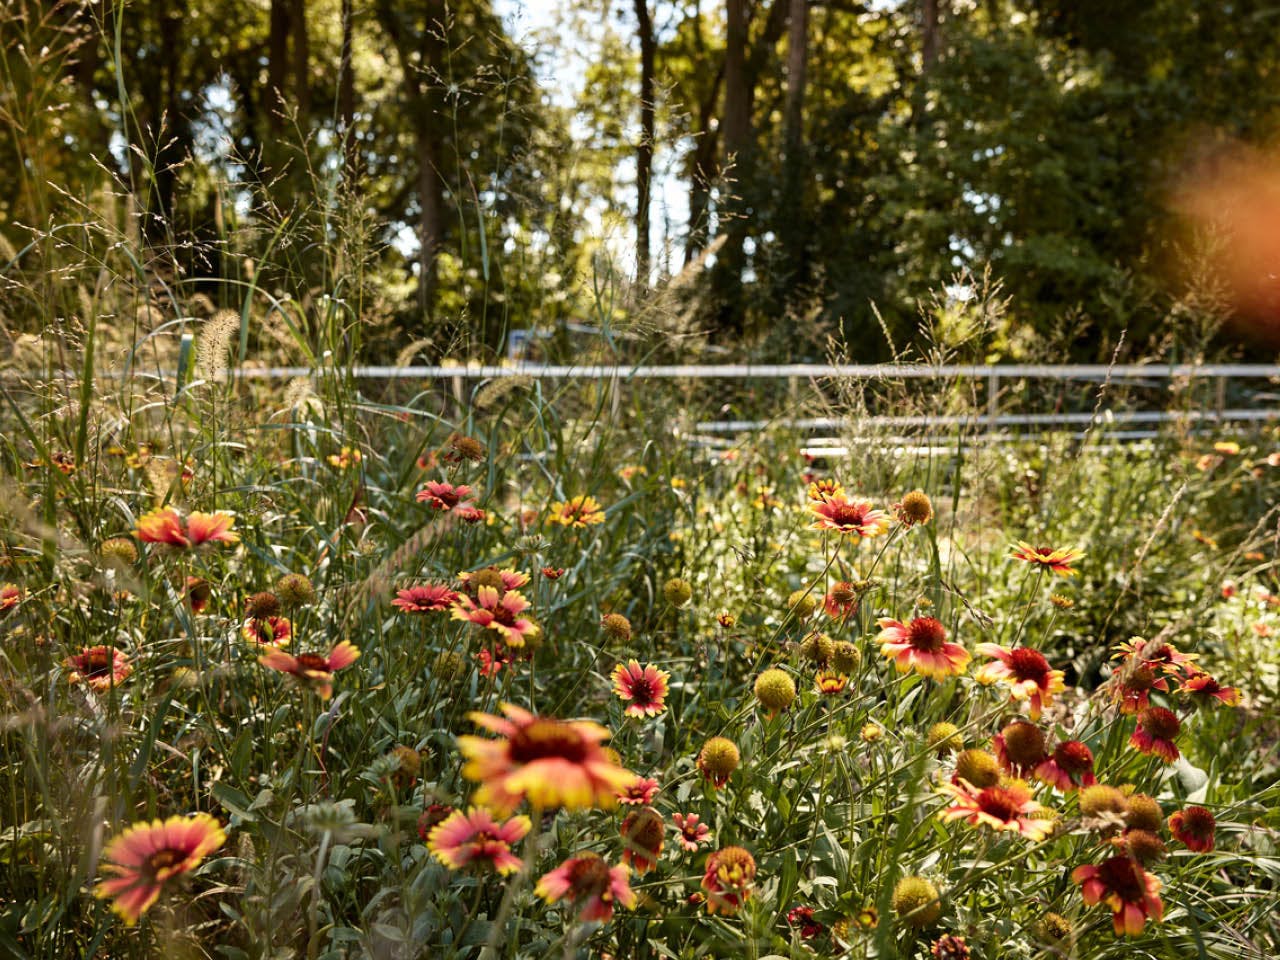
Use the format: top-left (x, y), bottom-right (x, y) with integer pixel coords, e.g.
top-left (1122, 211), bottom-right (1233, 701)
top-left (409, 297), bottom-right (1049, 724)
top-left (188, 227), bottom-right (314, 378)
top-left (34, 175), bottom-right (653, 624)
top-left (927, 722), bottom-right (963, 754)
top-left (787, 589), bottom-right (819, 619)
top-left (663, 577), bottom-right (693, 607)
top-left (954, 749), bottom-right (1001, 788)
top-left (754, 668), bottom-right (796, 714)
top-left (601, 613), bottom-right (632, 641)
top-left (832, 640), bottom-right (861, 673)
top-left (275, 573), bottom-right (316, 608)
top-left (799, 631), bottom-right (835, 665)
top-left (698, 737), bottom-right (740, 787)
top-left (246, 591), bottom-right (281, 619)
top-left (892, 876), bottom-right (942, 927)
top-left (100, 537), bottom-right (138, 567)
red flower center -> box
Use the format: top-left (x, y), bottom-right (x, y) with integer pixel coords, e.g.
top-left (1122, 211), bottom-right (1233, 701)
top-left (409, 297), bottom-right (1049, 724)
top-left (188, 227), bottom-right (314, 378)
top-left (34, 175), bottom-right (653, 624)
top-left (907, 617), bottom-right (947, 652)
top-left (144, 847), bottom-right (184, 877)
top-left (295, 653), bottom-right (330, 672)
top-left (1096, 857), bottom-right (1147, 902)
top-left (1053, 740), bottom-right (1093, 773)
top-left (976, 786), bottom-right (1023, 822)
top-left (566, 855), bottom-right (612, 896)
top-left (81, 651), bottom-right (113, 679)
top-left (1138, 707), bottom-right (1180, 740)
top-left (1008, 647), bottom-right (1051, 684)
top-left (510, 719), bottom-right (590, 764)
top-left (1123, 666), bottom-right (1157, 693)
top-left (1177, 807), bottom-right (1215, 838)
top-left (824, 501), bottom-right (869, 527)
top-left (627, 676), bottom-right (656, 705)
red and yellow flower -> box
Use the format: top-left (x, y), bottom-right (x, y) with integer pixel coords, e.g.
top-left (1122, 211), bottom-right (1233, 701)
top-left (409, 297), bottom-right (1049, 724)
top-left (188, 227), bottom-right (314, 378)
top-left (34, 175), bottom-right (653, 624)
top-left (0, 583), bottom-right (22, 613)
top-left (815, 669), bottom-right (849, 695)
top-left (65, 646), bottom-right (133, 692)
top-left (876, 617), bottom-right (970, 679)
top-left (241, 616), bottom-right (291, 647)
top-left (258, 641), bottom-right (360, 700)
top-left (535, 853), bottom-right (635, 922)
top-left (451, 586), bottom-right (538, 648)
top-left (1034, 740), bottom-right (1097, 792)
top-left (672, 812), bottom-right (711, 851)
top-left (1129, 706), bottom-right (1181, 762)
top-left (1010, 541), bottom-right (1083, 576)
top-left (93, 813), bottom-right (226, 925)
top-left (619, 805), bottom-right (664, 874)
top-left (1072, 856), bottom-right (1164, 936)
top-left (701, 846), bottom-right (757, 915)
top-left (806, 478), bottom-right (844, 502)
top-left (611, 661), bottom-right (671, 718)
top-left (416, 480), bottom-right (475, 511)
top-left (425, 807), bottom-right (531, 875)
top-left (938, 779), bottom-right (1054, 841)
top-left (974, 644), bottom-right (1066, 720)
top-left (809, 495), bottom-right (892, 537)
top-left (458, 567), bottom-right (531, 592)
top-left (549, 495), bottom-right (606, 528)
top-left (392, 584), bottom-right (460, 613)
top-left (135, 508), bottom-right (239, 548)
top-left (1181, 671), bottom-right (1241, 707)
top-left (617, 777), bottom-right (660, 806)
top-left (457, 703), bottom-right (635, 814)
top-left (1168, 805), bottom-right (1216, 852)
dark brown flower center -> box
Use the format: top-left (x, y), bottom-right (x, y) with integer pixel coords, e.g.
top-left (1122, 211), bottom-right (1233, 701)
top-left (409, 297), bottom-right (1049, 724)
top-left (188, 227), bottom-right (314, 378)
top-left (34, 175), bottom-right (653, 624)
top-left (295, 653), bottom-right (330, 671)
top-left (82, 651), bottom-right (113, 679)
top-left (1097, 857), bottom-right (1146, 902)
top-left (1054, 741), bottom-right (1093, 773)
top-left (1008, 647), bottom-right (1051, 684)
top-left (145, 848), bottom-right (184, 876)
top-left (1138, 707), bottom-right (1180, 740)
top-left (509, 719), bottom-right (589, 764)
top-left (976, 787), bottom-right (1023, 822)
top-left (566, 855), bottom-right (612, 896)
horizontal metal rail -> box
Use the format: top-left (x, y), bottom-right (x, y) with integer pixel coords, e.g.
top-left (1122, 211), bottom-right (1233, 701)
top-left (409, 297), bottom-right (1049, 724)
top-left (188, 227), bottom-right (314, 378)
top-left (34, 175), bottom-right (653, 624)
top-left (695, 409), bottom-right (1278, 432)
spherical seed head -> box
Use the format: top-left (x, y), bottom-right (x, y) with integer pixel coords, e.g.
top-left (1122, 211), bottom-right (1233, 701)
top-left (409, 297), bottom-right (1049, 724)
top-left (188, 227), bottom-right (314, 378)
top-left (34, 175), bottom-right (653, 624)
top-left (799, 631), bottom-right (835, 664)
top-left (1079, 784), bottom-right (1129, 819)
top-left (246, 591), bottom-right (281, 619)
top-left (1037, 912), bottom-right (1073, 944)
top-left (927, 722), bottom-right (963, 754)
top-left (832, 640), bottom-right (861, 673)
top-left (1125, 793), bottom-right (1163, 832)
top-left (898, 490), bottom-right (934, 526)
top-left (275, 573), bottom-right (316, 607)
top-left (754, 669), bottom-right (797, 713)
top-left (469, 568), bottom-right (506, 592)
top-left (447, 432), bottom-right (486, 462)
top-left (100, 537), bottom-right (138, 566)
top-left (1123, 828), bottom-right (1167, 864)
top-left (787, 589), bottom-right (819, 619)
top-left (954, 749), bottom-right (1000, 788)
top-left (432, 650), bottom-right (465, 680)
top-left (999, 721), bottom-right (1046, 767)
top-left (663, 577), bottom-right (693, 607)
top-left (601, 613), bottom-right (632, 641)
top-left (860, 722), bottom-right (884, 744)
top-left (891, 876), bottom-right (941, 927)
top-left (698, 736), bottom-right (740, 784)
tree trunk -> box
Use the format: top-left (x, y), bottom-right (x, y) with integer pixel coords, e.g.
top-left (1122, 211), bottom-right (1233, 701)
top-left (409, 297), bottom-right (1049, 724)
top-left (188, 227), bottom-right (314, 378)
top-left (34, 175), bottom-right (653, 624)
top-left (635, 0), bottom-right (655, 285)
top-left (715, 0), bottom-right (750, 331)
top-left (922, 0), bottom-right (941, 73)
top-left (782, 0), bottom-right (808, 288)
top-left (339, 0), bottom-right (356, 179)
top-left (417, 126), bottom-right (442, 315)
top-left (290, 0), bottom-right (310, 119)
top-left (267, 0), bottom-right (288, 130)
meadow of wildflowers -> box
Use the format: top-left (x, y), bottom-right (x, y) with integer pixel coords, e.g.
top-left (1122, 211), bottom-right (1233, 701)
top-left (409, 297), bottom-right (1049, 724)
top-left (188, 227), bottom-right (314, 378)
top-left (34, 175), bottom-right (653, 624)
top-left (3, 356), bottom-right (1280, 960)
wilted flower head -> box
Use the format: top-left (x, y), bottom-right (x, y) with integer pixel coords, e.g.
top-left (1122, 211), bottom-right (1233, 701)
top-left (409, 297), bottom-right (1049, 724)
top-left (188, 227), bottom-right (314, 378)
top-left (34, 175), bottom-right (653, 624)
top-left (927, 722), bottom-right (963, 754)
top-left (601, 613), bottom-right (632, 641)
top-left (1169, 805), bottom-right (1216, 852)
top-left (1072, 856), bottom-right (1163, 936)
top-left (275, 573), bottom-right (316, 608)
top-left (895, 490), bottom-right (934, 527)
top-left (798, 630), bottom-right (835, 665)
top-left (619, 805), bottom-right (664, 874)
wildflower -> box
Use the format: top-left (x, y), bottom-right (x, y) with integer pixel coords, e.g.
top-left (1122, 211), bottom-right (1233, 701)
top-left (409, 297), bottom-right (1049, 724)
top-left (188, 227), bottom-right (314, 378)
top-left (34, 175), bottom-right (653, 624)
top-left (974, 644), bottom-right (1066, 720)
top-left (535, 852), bottom-right (635, 922)
top-left (241, 616), bottom-right (291, 647)
top-left (601, 613), bottom-right (632, 641)
top-left (1037, 912), bottom-right (1073, 946)
top-left (327, 446), bottom-right (362, 469)
top-left (806, 478), bottom-right (844, 502)
top-left (1010, 541), bottom-right (1083, 576)
top-left (388, 746), bottom-right (422, 791)
top-left (445, 432), bottom-right (486, 463)
top-left (701, 846), bottom-right (756, 915)
top-left (823, 581), bottom-right (859, 620)
top-left (1079, 785), bottom-right (1130, 834)
top-left (619, 806), bottom-right (664, 875)
top-left (1181, 671), bottom-right (1241, 707)
top-left (456, 505), bottom-right (486, 524)
top-left (877, 617), bottom-right (970, 679)
top-left (1214, 440), bottom-right (1240, 455)
top-left (459, 567), bottom-right (530, 593)
top-left (927, 722), bottom-right (963, 754)
top-left (891, 876), bottom-right (942, 927)
top-left (953, 749), bottom-right (1001, 788)
top-left (0, 583), bottom-right (20, 613)
top-left (861, 722), bottom-right (884, 743)
top-left (457, 703), bottom-right (635, 813)
top-left (93, 813), bottom-right (226, 925)
top-left (258, 641), bottom-right (360, 700)
top-left (135, 508), bottom-right (239, 547)
top-left (809, 495), bottom-right (892, 537)
top-left (754, 668), bottom-right (796, 716)
top-left (65, 646), bottom-right (132, 692)
top-left (787, 588), bottom-right (819, 619)
top-left (672, 813), bottom-right (710, 851)
top-left (1072, 856), bottom-right (1164, 936)
top-left (1118, 828), bottom-right (1166, 865)
top-left (1130, 707), bottom-right (1180, 762)
top-left (816, 669), bottom-right (849, 695)
top-left (1035, 740), bottom-right (1097, 791)
top-left (549, 495), bottom-right (606, 527)
top-left (938, 779), bottom-right (1054, 841)
top-left (185, 577), bottom-right (212, 613)
top-left (697, 737), bottom-right (740, 787)
top-left (798, 630), bottom-right (835, 665)
top-left (245, 591), bottom-right (280, 619)
top-left (856, 905), bottom-right (880, 928)
top-left (417, 480), bottom-right (475, 511)
top-left (788, 905), bottom-right (824, 939)
top-left (1125, 794), bottom-right (1163, 832)
top-left (475, 648), bottom-right (508, 677)
top-left (931, 934), bottom-right (970, 960)
top-left (618, 777), bottom-right (659, 806)
top-left (1169, 805), bottom-right (1216, 852)
top-left (452, 586), bottom-right (538, 648)
top-left (611, 661), bottom-right (671, 718)
top-left (617, 464), bottom-right (646, 481)
top-left (1114, 636), bottom-right (1198, 678)
top-left (717, 611), bottom-right (736, 628)
top-left (894, 490), bottom-right (934, 527)
top-left (426, 808), bottom-right (530, 875)
top-left (832, 641), bottom-right (861, 673)
top-left (275, 573), bottom-right (316, 608)
top-left (417, 804), bottom-right (453, 841)
top-left (663, 577), bottom-right (692, 607)
top-left (100, 538), bottom-right (139, 567)
top-left (392, 584), bottom-right (459, 613)
top-left (992, 720), bottom-right (1048, 777)
top-left (1108, 663), bottom-right (1166, 714)
top-left (1049, 593), bottom-right (1075, 608)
